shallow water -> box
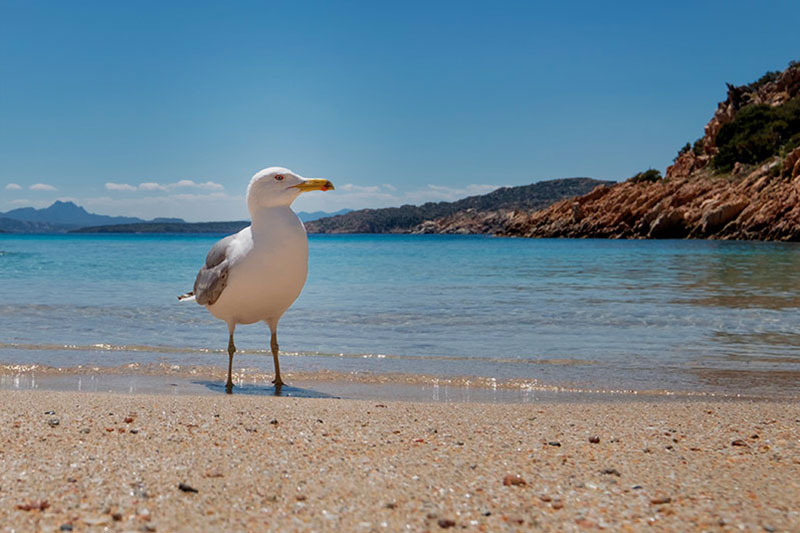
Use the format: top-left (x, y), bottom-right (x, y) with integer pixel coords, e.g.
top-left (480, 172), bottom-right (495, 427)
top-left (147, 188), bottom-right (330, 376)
top-left (1, 233), bottom-right (799, 398)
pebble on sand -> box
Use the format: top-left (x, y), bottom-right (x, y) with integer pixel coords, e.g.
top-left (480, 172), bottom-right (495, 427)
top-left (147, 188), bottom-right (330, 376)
top-left (178, 483), bottom-right (199, 493)
top-left (503, 474), bottom-right (527, 486)
top-left (16, 501), bottom-right (50, 511)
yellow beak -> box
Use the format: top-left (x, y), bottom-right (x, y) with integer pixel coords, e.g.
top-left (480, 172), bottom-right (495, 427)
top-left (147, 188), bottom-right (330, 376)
top-left (291, 178), bottom-right (335, 192)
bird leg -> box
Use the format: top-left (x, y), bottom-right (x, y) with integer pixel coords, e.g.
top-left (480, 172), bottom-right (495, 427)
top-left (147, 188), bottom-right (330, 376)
top-left (226, 333), bottom-right (236, 394)
top-left (271, 331), bottom-right (283, 388)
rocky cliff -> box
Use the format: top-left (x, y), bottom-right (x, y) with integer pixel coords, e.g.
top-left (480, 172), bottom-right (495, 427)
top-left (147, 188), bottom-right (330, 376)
top-left (496, 61), bottom-right (800, 241)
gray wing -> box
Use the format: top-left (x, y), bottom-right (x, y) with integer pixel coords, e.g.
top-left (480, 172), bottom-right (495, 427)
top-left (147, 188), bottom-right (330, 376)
top-left (193, 234), bottom-right (236, 306)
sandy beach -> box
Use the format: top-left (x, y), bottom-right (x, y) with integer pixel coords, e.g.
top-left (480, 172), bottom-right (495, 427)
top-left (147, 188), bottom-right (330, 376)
top-left (0, 390), bottom-right (797, 531)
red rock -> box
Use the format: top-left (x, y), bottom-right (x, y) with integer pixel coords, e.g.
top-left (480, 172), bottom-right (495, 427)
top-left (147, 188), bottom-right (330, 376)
top-left (648, 209), bottom-right (687, 239)
top-left (16, 501), bottom-right (49, 511)
top-left (699, 199), bottom-right (749, 235)
top-left (497, 169), bottom-right (800, 241)
top-left (784, 146), bottom-right (800, 178)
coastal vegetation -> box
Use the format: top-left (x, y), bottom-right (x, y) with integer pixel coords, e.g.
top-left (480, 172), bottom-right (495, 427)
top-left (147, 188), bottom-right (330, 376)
top-left (713, 95), bottom-right (800, 172)
top-left (628, 169), bottom-right (662, 183)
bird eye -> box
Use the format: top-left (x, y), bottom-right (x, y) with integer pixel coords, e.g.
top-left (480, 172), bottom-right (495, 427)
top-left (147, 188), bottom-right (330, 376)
top-left (274, 175), bottom-right (284, 181)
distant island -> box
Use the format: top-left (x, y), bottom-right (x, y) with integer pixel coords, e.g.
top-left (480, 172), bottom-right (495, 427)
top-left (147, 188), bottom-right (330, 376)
top-left (0, 202), bottom-right (350, 234)
top-left (304, 178), bottom-right (614, 234)
top-left (70, 209), bottom-right (352, 234)
top-left (0, 201), bottom-right (182, 233)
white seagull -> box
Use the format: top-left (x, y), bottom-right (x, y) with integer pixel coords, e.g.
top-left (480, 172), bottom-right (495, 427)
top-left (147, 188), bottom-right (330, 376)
top-left (179, 166), bottom-right (334, 392)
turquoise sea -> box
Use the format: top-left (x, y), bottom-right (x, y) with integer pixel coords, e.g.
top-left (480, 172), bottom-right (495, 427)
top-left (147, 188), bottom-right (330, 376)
top-left (1, 233), bottom-right (799, 398)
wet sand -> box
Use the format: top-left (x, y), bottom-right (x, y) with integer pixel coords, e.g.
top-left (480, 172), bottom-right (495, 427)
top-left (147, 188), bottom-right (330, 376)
top-left (1, 390), bottom-right (798, 531)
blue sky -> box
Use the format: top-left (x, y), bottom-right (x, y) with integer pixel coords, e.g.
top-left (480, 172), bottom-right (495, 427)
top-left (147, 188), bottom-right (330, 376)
top-left (1, 1), bottom-right (798, 221)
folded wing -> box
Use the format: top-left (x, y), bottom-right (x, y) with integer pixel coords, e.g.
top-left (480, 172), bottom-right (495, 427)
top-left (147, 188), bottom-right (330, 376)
top-left (193, 234), bottom-right (236, 306)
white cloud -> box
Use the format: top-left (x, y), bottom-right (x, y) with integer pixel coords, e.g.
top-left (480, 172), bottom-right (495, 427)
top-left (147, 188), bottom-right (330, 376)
top-left (200, 181), bottom-right (225, 191)
top-left (172, 179), bottom-right (224, 191)
top-left (29, 183), bottom-right (58, 191)
top-left (138, 182), bottom-right (167, 191)
top-left (171, 192), bottom-right (229, 202)
top-left (105, 182), bottom-right (137, 191)
top-left (80, 192), bottom-right (245, 222)
top-left (28, 183), bottom-right (58, 191)
top-left (124, 180), bottom-right (225, 192)
top-left (340, 184), bottom-right (382, 194)
top-left (5, 183), bottom-right (22, 191)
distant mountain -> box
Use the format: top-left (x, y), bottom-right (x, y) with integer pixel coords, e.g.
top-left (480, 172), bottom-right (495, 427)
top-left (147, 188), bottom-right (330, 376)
top-left (305, 178), bottom-right (614, 234)
top-left (296, 209), bottom-right (352, 222)
top-left (0, 201), bottom-right (186, 233)
top-left (2, 201), bottom-right (145, 227)
top-left (71, 221), bottom-right (251, 234)
top-left (72, 209), bottom-right (354, 234)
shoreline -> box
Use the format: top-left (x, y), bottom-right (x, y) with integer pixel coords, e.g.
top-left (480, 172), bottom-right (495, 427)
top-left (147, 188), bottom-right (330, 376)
top-left (1, 364), bottom-right (798, 404)
top-left (1, 389), bottom-right (798, 530)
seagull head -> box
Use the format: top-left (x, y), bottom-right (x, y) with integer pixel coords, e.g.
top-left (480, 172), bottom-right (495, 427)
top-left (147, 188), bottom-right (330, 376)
top-left (246, 166), bottom-right (334, 212)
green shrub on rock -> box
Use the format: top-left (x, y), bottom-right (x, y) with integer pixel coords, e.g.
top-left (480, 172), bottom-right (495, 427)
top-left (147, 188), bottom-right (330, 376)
top-left (713, 96), bottom-right (800, 172)
top-left (628, 169), bottom-right (663, 183)
top-left (675, 142), bottom-right (691, 161)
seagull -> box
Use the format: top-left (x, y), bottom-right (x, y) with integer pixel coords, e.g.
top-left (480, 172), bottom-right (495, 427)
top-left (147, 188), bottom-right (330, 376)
top-left (179, 167), bottom-right (334, 393)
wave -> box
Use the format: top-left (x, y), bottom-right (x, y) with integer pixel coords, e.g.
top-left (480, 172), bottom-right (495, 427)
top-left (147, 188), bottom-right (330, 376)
top-left (0, 361), bottom-right (793, 401)
top-left (0, 342), bottom-right (599, 366)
